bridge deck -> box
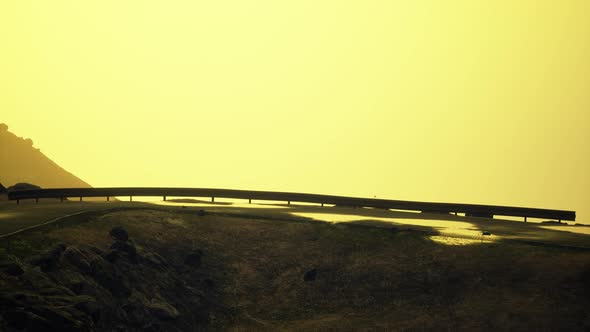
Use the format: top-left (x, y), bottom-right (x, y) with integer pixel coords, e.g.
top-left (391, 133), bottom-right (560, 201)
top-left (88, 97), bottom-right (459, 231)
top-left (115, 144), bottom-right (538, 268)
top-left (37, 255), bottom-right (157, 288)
top-left (7, 187), bottom-right (576, 221)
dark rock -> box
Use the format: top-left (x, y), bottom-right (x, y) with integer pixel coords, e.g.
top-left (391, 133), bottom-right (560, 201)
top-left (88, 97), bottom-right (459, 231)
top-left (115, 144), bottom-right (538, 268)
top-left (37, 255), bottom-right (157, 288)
top-left (30, 304), bottom-right (90, 331)
top-left (110, 240), bottom-right (136, 254)
top-left (184, 250), bottom-right (203, 268)
top-left (110, 240), bottom-right (137, 262)
top-left (19, 268), bottom-right (55, 291)
top-left (4, 310), bottom-right (52, 331)
top-left (142, 322), bottom-right (164, 332)
top-left (86, 245), bottom-right (104, 256)
top-left (1, 291), bottom-right (42, 306)
top-left (109, 226), bottom-right (129, 241)
top-left (203, 278), bottom-right (215, 289)
top-left (147, 300), bottom-right (180, 321)
top-left (0, 260), bottom-right (24, 276)
top-left (38, 286), bottom-right (76, 297)
top-left (89, 255), bottom-right (123, 297)
top-left (89, 255), bottom-right (109, 274)
top-left (75, 296), bottom-right (101, 322)
top-left (121, 301), bottom-right (141, 318)
top-left (68, 280), bottom-right (93, 295)
top-left (103, 250), bottom-right (121, 263)
top-left (63, 247), bottom-right (91, 274)
top-left (30, 243), bottom-right (67, 272)
top-left (144, 252), bottom-right (168, 268)
top-left (93, 268), bottom-right (131, 298)
top-left (303, 269), bottom-right (318, 282)
top-left (3, 290), bottom-right (92, 331)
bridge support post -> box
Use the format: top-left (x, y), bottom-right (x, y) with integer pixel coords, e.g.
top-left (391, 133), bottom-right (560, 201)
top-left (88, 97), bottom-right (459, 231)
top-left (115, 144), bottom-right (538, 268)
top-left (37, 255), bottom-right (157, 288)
top-left (163, 196), bottom-right (166, 201)
top-left (288, 201), bottom-right (291, 205)
top-left (211, 197), bottom-right (215, 203)
top-left (107, 196), bottom-right (110, 202)
top-left (248, 199), bottom-right (251, 204)
top-left (16, 199), bottom-right (19, 205)
top-left (130, 196), bottom-right (133, 202)
top-left (79, 197), bottom-right (83, 202)
top-left (321, 203), bottom-right (324, 207)
top-left (524, 216), bottom-right (527, 223)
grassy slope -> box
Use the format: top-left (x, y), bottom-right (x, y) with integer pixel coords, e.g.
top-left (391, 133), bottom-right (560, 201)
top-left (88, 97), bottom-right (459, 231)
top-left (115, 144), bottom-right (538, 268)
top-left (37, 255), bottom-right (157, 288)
top-left (0, 201), bottom-right (153, 237)
top-left (3, 200), bottom-right (590, 246)
top-left (1, 205), bottom-right (589, 331)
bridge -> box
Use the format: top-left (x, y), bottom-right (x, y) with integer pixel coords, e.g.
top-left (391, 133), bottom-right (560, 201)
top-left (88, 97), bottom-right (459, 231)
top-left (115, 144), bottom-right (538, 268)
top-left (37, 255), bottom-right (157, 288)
top-left (6, 187), bottom-right (576, 222)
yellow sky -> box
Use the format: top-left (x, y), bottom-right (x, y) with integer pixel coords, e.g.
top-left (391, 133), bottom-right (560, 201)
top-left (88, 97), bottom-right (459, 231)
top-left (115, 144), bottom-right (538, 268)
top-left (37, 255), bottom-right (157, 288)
top-left (1, 1), bottom-right (589, 221)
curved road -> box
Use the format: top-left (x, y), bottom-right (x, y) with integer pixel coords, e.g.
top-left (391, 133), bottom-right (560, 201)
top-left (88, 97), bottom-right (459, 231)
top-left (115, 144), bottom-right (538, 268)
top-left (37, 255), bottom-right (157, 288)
top-left (7, 187), bottom-right (576, 221)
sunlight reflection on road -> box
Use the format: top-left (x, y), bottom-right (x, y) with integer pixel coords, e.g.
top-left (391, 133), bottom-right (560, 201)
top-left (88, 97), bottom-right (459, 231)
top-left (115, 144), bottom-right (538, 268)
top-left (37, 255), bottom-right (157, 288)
top-left (540, 225), bottom-right (590, 236)
top-left (133, 198), bottom-right (501, 245)
top-left (0, 212), bottom-right (22, 220)
top-left (429, 235), bottom-right (495, 246)
top-left (291, 212), bottom-right (496, 245)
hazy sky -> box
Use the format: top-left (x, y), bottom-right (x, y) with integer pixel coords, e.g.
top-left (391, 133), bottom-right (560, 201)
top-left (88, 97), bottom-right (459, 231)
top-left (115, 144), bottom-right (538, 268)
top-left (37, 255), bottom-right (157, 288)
top-left (1, 1), bottom-right (589, 221)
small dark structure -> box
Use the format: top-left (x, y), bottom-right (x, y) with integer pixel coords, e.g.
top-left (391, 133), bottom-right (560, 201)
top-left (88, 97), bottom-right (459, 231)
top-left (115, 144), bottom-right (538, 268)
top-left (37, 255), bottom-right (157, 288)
top-left (303, 269), bottom-right (318, 282)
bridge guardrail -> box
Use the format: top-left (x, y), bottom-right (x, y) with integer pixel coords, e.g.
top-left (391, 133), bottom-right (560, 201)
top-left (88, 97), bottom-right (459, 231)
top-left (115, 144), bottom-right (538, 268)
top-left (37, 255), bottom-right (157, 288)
top-left (7, 187), bottom-right (576, 221)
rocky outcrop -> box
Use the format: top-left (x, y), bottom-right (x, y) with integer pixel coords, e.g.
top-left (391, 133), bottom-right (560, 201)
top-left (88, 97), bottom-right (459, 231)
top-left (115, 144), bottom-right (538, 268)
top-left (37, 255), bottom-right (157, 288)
top-left (0, 229), bottom-right (217, 331)
top-left (303, 268), bottom-right (318, 282)
top-left (109, 226), bottom-right (129, 241)
top-left (184, 249), bottom-right (203, 268)
top-left (29, 243), bottom-right (67, 272)
top-left (0, 260), bottom-right (24, 276)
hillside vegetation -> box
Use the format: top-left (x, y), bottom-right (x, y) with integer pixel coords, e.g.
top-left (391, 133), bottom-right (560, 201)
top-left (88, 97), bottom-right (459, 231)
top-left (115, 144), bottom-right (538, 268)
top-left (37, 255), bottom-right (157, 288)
top-left (1, 206), bottom-right (589, 331)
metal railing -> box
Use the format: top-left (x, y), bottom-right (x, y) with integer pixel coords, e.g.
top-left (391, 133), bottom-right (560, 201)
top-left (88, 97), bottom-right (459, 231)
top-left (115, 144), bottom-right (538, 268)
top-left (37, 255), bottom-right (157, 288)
top-left (7, 187), bottom-right (576, 221)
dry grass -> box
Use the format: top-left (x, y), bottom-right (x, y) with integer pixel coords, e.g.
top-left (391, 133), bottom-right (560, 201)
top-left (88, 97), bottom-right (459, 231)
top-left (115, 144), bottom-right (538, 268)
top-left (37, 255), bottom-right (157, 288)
top-left (2, 207), bottom-right (590, 331)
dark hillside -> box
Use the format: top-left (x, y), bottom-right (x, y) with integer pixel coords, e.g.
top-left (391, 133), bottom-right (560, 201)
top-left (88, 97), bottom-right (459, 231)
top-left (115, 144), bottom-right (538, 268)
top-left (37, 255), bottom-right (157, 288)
top-left (0, 124), bottom-right (91, 188)
top-left (1, 207), bottom-right (589, 331)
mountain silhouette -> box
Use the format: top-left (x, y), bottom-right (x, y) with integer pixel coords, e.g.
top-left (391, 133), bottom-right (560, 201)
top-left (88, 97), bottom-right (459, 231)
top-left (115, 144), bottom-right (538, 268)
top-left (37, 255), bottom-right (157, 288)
top-left (0, 123), bottom-right (91, 189)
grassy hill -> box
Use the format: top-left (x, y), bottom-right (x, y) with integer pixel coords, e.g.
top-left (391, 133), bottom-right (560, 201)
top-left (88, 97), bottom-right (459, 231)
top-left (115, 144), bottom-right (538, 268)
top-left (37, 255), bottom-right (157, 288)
top-left (1, 203), bottom-right (589, 331)
top-left (0, 124), bottom-right (91, 189)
